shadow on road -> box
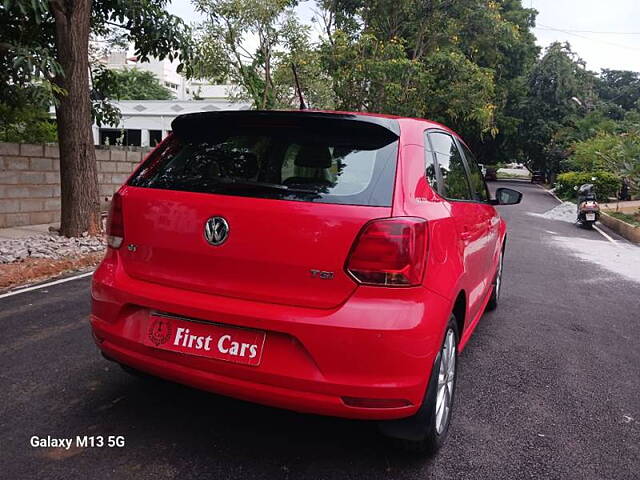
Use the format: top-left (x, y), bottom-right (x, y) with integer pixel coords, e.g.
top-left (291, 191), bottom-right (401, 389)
top-left (72, 364), bottom-right (430, 477)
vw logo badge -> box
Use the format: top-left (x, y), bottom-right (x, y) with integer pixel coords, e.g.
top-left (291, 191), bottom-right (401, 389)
top-left (204, 216), bottom-right (229, 246)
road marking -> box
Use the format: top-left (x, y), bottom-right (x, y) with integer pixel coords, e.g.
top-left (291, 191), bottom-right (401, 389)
top-left (593, 224), bottom-right (617, 244)
top-left (0, 271), bottom-right (94, 300)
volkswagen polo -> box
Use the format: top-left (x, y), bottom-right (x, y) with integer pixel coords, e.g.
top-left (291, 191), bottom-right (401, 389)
top-left (91, 110), bottom-right (521, 453)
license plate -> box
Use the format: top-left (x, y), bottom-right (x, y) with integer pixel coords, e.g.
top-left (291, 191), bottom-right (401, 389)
top-left (586, 213), bottom-right (596, 221)
top-left (144, 314), bottom-right (266, 366)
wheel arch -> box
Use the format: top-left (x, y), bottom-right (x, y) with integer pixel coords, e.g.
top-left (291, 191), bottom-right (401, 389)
top-left (451, 290), bottom-right (466, 340)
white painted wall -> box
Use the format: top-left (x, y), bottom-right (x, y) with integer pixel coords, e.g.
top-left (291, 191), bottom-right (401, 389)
top-left (80, 100), bottom-right (251, 146)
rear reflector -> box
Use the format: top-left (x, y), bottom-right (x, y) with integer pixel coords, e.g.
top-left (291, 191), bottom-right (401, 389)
top-left (346, 217), bottom-right (427, 286)
top-left (105, 192), bottom-right (124, 249)
top-left (342, 397), bottom-right (412, 409)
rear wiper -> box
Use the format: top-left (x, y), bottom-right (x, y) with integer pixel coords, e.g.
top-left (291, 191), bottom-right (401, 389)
top-left (222, 180), bottom-right (318, 195)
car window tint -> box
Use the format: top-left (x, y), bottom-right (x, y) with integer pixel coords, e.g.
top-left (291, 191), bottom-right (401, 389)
top-left (129, 131), bottom-right (399, 207)
top-left (459, 142), bottom-right (489, 202)
top-left (427, 132), bottom-right (472, 201)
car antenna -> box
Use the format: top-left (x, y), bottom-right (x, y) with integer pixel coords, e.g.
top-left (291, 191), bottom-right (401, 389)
top-left (291, 63), bottom-right (307, 110)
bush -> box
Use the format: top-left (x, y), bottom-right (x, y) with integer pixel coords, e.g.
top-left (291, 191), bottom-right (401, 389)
top-left (555, 171), bottom-right (619, 199)
top-left (0, 103), bottom-right (57, 143)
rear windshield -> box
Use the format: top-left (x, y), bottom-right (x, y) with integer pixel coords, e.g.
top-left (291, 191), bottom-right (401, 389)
top-left (128, 123), bottom-right (399, 207)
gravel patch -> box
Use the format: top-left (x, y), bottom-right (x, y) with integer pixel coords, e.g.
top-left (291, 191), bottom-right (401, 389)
top-left (0, 233), bottom-right (105, 264)
top-left (528, 201), bottom-right (577, 223)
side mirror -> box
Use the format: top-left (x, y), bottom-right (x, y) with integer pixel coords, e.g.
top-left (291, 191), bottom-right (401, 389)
top-left (492, 187), bottom-right (522, 205)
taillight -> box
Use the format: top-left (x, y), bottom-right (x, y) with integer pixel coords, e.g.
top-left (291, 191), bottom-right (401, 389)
top-left (105, 192), bottom-right (124, 249)
top-left (346, 217), bottom-right (427, 287)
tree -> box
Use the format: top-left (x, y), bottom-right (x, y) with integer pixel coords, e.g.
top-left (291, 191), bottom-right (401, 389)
top-left (2, 0), bottom-right (192, 236)
top-left (270, 12), bottom-right (336, 108)
top-left (193, 0), bottom-right (301, 109)
top-left (105, 68), bottom-right (174, 100)
top-left (50, 0), bottom-right (100, 236)
top-left (567, 129), bottom-right (640, 179)
top-left (518, 42), bottom-right (596, 174)
top-left (314, 0), bottom-right (538, 149)
top-left (597, 69), bottom-right (640, 114)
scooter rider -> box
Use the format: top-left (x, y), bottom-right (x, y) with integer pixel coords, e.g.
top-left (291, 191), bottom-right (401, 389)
top-left (576, 183), bottom-right (600, 229)
top-left (577, 183), bottom-right (596, 207)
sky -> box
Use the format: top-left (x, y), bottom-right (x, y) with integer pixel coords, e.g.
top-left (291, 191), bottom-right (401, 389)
top-left (168, 0), bottom-right (640, 73)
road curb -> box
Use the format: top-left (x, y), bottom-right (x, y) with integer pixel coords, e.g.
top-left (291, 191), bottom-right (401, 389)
top-left (534, 183), bottom-right (562, 204)
top-left (0, 268), bottom-right (95, 299)
top-left (599, 212), bottom-right (640, 244)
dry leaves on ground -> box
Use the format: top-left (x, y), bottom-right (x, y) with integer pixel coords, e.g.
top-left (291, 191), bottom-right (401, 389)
top-left (0, 252), bottom-right (105, 292)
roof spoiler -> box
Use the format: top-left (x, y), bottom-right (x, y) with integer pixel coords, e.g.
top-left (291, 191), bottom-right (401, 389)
top-left (171, 110), bottom-right (400, 145)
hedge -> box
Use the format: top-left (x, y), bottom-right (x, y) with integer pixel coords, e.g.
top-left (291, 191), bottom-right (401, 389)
top-left (555, 171), bottom-right (619, 199)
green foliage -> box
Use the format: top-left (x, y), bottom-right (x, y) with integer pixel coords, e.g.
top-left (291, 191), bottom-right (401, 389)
top-left (558, 111), bottom-right (619, 145)
top-left (555, 171), bottom-right (619, 199)
top-left (90, 1), bottom-right (193, 75)
top-left (103, 68), bottom-right (174, 100)
top-left (567, 131), bottom-right (640, 174)
top-left (192, 0), bottom-right (299, 109)
top-left (597, 69), bottom-right (640, 114)
top-left (0, 102), bottom-right (57, 143)
top-left (1, 0), bottom-right (192, 123)
top-left (316, 0), bottom-right (538, 153)
top-left (608, 211), bottom-right (640, 227)
top-left (0, 82), bottom-right (58, 142)
top-left (272, 12), bottom-right (336, 108)
top-left (518, 42), bottom-right (596, 171)
top-left (192, 0), bottom-right (537, 139)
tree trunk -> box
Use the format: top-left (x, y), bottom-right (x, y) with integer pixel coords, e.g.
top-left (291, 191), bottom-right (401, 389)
top-left (51, 0), bottom-right (100, 237)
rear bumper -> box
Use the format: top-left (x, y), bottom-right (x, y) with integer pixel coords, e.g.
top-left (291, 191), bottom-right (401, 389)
top-left (91, 251), bottom-right (452, 420)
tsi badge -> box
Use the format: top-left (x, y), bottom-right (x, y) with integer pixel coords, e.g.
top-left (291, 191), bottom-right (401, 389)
top-left (204, 216), bottom-right (229, 246)
top-left (310, 269), bottom-right (335, 280)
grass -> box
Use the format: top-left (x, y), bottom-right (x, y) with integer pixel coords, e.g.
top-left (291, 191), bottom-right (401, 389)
top-left (607, 211), bottom-right (640, 227)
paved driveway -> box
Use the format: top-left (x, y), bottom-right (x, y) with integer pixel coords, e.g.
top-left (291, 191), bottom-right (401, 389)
top-left (1, 181), bottom-right (638, 479)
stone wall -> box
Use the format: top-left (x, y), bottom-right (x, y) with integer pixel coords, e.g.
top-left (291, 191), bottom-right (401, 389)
top-left (0, 142), bottom-right (151, 228)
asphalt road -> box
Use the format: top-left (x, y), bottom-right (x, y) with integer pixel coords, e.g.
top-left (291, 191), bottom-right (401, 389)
top-left (1, 181), bottom-right (638, 479)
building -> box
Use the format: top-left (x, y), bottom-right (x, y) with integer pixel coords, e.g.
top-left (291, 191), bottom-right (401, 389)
top-left (92, 98), bottom-right (250, 147)
top-left (104, 51), bottom-right (207, 101)
top-left (91, 51), bottom-right (251, 146)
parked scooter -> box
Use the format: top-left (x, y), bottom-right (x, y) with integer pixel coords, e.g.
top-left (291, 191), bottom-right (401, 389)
top-left (575, 183), bottom-right (600, 229)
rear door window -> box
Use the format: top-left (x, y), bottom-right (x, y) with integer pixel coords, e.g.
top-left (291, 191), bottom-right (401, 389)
top-left (426, 131), bottom-right (473, 201)
top-left (423, 133), bottom-right (439, 191)
top-left (459, 142), bottom-right (489, 202)
top-left (130, 126), bottom-right (399, 207)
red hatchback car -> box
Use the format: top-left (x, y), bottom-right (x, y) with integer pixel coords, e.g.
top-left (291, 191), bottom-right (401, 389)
top-left (91, 110), bottom-right (521, 453)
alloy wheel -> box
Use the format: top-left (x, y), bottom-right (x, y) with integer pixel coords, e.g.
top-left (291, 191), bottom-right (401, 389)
top-left (435, 328), bottom-right (456, 435)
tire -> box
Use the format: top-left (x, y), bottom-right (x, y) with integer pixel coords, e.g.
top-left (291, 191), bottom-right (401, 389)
top-left (378, 316), bottom-right (459, 454)
top-left (485, 250), bottom-right (504, 311)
